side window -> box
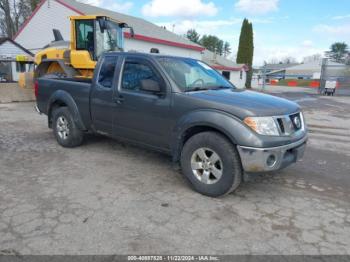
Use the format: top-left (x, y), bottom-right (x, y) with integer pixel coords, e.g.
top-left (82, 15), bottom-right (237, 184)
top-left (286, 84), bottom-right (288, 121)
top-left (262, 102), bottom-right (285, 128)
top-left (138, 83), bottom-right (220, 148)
top-left (98, 56), bottom-right (117, 88)
top-left (76, 20), bottom-right (94, 52)
top-left (121, 59), bottom-right (162, 92)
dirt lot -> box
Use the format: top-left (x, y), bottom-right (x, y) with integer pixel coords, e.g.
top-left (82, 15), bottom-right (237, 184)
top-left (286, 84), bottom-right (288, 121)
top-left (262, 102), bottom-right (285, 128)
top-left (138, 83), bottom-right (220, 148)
top-left (0, 89), bottom-right (350, 255)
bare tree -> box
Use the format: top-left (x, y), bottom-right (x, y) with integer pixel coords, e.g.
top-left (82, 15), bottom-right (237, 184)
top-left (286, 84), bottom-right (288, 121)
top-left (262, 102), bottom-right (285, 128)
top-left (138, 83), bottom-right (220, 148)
top-left (267, 58), bottom-right (279, 64)
top-left (281, 56), bottom-right (297, 64)
top-left (0, 0), bottom-right (34, 37)
top-left (303, 54), bottom-right (322, 63)
top-left (0, 0), bottom-right (14, 37)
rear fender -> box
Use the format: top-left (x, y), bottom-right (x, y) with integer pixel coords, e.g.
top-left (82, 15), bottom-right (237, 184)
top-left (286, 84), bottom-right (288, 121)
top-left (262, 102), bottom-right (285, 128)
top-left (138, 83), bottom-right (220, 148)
top-left (47, 90), bottom-right (86, 130)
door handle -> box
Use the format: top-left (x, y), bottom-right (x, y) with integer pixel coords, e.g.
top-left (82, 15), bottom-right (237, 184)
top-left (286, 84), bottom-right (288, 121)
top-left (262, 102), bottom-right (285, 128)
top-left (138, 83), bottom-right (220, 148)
top-left (114, 96), bottom-right (124, 104)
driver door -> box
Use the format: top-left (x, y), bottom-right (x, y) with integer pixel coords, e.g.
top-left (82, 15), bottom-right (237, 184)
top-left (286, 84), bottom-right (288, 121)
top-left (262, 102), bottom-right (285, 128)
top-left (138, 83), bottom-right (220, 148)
top-left (112, 56), bottom-right (172, 150)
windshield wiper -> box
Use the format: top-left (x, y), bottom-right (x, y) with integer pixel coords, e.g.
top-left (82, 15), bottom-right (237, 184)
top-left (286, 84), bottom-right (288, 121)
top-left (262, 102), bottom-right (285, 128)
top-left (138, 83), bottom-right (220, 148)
top-left (185, 85), bottom-right (233, 92)
top-left (185, 87), bottom-right (211, 92)
top-left (207, 85), bottom-right (232, 90)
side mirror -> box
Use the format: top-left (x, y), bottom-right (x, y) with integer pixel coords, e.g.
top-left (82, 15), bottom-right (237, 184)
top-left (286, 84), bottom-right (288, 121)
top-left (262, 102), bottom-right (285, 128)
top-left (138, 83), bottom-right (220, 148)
top-left (140, 79), bottom-right (162, 94)
top-left (129, 27), bottom-right (135, 38)
top-left (121, 23), bottom-right (134, 38)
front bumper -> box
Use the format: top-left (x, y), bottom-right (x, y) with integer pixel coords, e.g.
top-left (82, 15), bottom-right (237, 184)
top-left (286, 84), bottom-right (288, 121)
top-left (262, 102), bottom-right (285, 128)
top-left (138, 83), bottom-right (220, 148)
top-left (237, 136), bottom-right (307, 173)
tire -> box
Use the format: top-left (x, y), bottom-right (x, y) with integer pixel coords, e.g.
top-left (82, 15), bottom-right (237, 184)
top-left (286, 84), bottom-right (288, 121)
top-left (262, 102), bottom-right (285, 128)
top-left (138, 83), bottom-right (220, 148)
top-left (52, 107), bottom-right (83, 148)
top-left (180, 131), bottom-right (242, 197)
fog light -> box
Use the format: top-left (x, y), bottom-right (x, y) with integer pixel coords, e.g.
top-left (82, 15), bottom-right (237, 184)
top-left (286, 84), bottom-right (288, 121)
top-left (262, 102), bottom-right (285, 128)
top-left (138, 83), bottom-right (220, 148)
top-left (266, 154), bottom-right (277, 167)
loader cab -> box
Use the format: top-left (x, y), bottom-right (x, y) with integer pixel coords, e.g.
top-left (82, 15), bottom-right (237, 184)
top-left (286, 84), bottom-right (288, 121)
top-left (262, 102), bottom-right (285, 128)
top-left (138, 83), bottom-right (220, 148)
top-left (73, 16), bottom-right (133, 61)
top-left (33, 15), bottom-right (134, 80)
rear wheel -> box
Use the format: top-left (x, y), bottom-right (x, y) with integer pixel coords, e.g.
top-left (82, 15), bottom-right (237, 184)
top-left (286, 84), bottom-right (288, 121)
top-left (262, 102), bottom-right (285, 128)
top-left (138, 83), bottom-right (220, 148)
top-left (52, 107), bottom-right (83, 147)
top-left (180, 131), bottom-right (243, 197)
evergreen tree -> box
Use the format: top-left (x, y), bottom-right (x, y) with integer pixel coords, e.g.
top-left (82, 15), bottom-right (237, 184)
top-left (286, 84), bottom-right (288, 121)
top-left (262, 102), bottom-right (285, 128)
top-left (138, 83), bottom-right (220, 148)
top-left (217, 39), bottom-right (224, 56)
top-left (200, 34), bottom-right (225, 55)
top-left (325, 42), bottom-right (349, 63)
top-left (236, 18), bottom-right (254, 88)
top-left (200, 35), bottom-right (218, 53)
top-left (185, 29), bottom-right (232, 57)
top-left (223, 41), bottom-right (231, 57)
top-left (186, 29), bottom-right (200, 44)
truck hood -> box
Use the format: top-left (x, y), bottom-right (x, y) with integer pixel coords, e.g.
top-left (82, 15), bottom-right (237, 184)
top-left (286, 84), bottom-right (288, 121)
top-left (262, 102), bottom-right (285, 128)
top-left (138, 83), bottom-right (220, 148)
top-left (188, 89), bottom-right (300, 119)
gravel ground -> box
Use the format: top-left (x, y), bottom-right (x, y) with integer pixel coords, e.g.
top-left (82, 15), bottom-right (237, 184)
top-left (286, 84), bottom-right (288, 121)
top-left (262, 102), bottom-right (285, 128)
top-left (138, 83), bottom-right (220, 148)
top-left (0, 90), bottom-right (349, 255)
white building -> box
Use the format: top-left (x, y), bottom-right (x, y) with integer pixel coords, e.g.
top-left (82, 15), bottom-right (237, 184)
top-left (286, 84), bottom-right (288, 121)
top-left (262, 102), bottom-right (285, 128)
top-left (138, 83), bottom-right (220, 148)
top-left (13, 0), bottom-right (247, 88)
top-left (0, 38), bottom-right (34, 82)
top-left (265, 60), bottom-right (348, 80)
top-left (285, 60), bottom-right (347, 79)
top-left (202, 50), bottom-right (247, 88)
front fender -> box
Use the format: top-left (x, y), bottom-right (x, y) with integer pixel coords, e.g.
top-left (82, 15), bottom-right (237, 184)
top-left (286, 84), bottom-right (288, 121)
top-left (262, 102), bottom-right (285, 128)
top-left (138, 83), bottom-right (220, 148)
top-left (170, 109), bottom-right (262, 161)
top-left (47, 90), bottom-right (86, 130)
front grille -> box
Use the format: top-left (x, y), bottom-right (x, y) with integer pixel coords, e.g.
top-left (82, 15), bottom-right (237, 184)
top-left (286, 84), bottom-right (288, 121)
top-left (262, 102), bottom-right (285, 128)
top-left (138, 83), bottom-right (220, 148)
top-left (276, 112), bottom-right (303, 135)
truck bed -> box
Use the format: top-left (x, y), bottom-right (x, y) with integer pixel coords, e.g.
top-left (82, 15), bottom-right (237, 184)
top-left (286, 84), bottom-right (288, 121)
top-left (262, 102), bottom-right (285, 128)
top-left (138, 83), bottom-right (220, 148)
top-left (36, 77), bottom-right (92, 129)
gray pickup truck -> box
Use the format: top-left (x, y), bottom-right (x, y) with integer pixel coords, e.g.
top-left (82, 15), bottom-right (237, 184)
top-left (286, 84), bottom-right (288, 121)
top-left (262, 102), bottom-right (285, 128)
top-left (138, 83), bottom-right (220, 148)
top-left (36, 52), bottom-right (307, 197)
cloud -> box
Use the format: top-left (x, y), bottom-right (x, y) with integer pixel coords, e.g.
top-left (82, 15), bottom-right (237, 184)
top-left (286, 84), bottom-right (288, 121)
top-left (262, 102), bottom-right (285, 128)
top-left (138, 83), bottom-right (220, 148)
top-left (313, 24), bottom-right (350, 41)
top-left (252, 37), bottom-right (325, 66)
top-left (80, 0), bottom-right (133, 13)
top-left (254, 45), bottom-right (325, 66)
top-left (302, 40), bottom-right (313, 48)
top-left (142, 0), bottom-right (218, 18)
top-left (332, 14), bottom-right (350, 20)
top-left (234, 0), bottom-right (279, 15)
top-left (156, 17), bottom-right (273, 36)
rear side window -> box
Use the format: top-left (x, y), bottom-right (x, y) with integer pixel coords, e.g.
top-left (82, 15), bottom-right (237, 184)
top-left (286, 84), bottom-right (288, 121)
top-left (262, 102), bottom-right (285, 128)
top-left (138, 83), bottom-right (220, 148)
top-left (98, 56), bottom-right (117, 88)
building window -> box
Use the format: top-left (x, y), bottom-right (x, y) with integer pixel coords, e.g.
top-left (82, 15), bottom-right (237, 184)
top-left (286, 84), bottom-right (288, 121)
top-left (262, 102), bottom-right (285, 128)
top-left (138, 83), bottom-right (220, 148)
top-left (240, 70), bottom-right (243, 80)
top-left (16, 62), bottom-right (26, 73)
top-left (222, 71), bottom-right (230, 80)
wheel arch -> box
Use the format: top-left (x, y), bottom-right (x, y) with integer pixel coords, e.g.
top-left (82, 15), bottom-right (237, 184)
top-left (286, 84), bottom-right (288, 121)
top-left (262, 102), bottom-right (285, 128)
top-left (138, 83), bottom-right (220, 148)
top-left (47, 90), bottom-right (86, 131)
top-left (35, 59), bottom-right (78, 78)
top-left (171, 110), bottom-right (243, 162)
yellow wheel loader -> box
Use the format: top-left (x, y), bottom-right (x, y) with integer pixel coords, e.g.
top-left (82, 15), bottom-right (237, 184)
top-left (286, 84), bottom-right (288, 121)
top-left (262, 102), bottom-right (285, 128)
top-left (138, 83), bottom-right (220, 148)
top-left (30, 15), bottom-right (133, 83)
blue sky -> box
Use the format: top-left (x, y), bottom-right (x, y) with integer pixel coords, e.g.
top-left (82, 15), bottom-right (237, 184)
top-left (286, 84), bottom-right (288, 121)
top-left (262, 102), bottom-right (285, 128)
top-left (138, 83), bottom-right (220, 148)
top-left (85, 0), bottom-right (350, 65)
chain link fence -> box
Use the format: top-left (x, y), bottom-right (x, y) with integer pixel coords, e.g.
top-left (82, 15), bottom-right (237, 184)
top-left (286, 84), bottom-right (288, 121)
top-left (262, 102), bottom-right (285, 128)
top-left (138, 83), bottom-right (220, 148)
top-left (319, 58), bottom-right (350, 95)
top-left (255, 59), bottom-right (350, 95)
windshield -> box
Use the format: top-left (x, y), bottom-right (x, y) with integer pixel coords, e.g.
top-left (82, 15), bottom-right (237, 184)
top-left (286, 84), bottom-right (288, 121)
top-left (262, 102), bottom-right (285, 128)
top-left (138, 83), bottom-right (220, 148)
top-left (96, 20), bottom-right (124, 59)
top-left (157, 57), bottom-right (234, 92)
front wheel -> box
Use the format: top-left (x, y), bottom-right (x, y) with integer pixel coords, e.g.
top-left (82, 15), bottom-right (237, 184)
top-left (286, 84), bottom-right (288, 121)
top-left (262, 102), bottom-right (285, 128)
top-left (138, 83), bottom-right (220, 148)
top-left (180, 131), bottom-right (243, 197)
top-left (52, 107), bottom-right (83, 148)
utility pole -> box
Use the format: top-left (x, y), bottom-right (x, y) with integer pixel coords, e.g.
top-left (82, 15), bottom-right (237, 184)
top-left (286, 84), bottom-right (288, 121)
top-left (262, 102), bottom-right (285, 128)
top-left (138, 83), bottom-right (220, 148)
top-left (319, 58), bottom-right (327, 94)
top-left (262, 61), bottom-right (267, 91)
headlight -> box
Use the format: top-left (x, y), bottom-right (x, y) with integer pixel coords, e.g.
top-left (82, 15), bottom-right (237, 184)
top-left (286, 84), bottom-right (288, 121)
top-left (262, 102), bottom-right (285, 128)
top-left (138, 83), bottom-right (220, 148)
top-left (244, 116), bottom-right (279, 136)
